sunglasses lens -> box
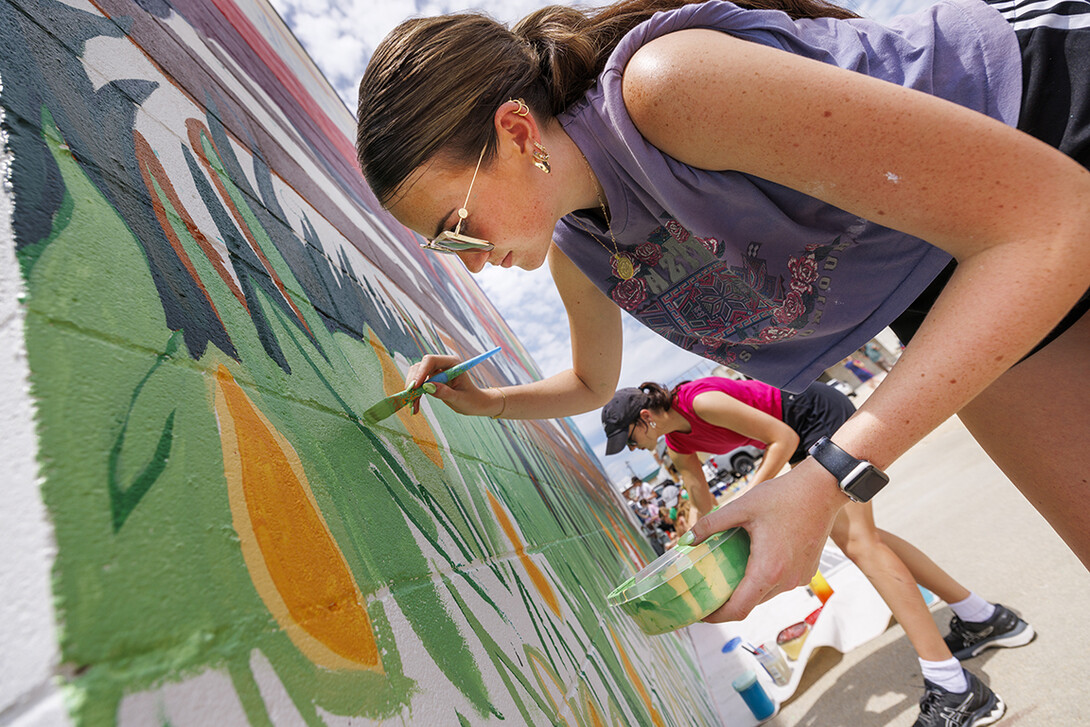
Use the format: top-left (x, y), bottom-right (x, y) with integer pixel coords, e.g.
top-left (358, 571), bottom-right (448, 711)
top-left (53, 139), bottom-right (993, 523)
top-left (439, 239), bottom-right (489, 251)
top-left (428, 230), bottom-right (493, 254)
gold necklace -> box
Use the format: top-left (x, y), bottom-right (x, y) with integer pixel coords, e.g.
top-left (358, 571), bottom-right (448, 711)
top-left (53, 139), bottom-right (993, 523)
top-left (571, 154), bottom-right (636, 281)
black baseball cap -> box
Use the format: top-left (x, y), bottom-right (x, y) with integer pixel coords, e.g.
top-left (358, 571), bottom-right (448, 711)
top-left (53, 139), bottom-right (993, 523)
top-left (602, 388), bottom-right (650, 456)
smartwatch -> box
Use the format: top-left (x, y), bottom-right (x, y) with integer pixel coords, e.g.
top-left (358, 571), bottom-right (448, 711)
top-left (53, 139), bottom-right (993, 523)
top-left (807, 436), bottom-right (889, 503)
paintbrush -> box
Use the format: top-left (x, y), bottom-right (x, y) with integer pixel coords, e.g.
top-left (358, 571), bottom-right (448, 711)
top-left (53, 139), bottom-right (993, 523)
top-left (360, 346), bottom-right (502, 423)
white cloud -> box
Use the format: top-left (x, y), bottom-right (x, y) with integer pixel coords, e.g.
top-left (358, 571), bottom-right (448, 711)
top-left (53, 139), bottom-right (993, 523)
top-left (292, 15), bottom-right (365, 82)
top-left (475, 265), bottom-right (573, 377)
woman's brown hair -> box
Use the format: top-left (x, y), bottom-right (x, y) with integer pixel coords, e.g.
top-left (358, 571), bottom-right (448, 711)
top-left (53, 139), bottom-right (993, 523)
top-left (357, 0), bottom-right (858, 206)
top-left (638, 380), bottom-right (692, 411)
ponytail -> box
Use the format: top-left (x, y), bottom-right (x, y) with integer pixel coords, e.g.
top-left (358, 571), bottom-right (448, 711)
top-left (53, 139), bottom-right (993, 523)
top-left (512, 6), bottom-right (599, 116)
top-left (513, 0), bottom-right (857, 116)
top-left (639, 381), bottom-right (672, 411)
top-left (637, 379), bottom-right (698, 411)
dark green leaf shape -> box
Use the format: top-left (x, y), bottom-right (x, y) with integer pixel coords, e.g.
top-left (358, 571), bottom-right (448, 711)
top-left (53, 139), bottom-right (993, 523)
top-left (107, 332), bottom-right (180, 531)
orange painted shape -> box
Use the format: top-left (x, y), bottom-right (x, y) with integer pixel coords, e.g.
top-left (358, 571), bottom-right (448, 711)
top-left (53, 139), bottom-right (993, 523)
top-left (525, 647), bottom-right (570, 727)
top-left (486, 491), bottom-right (562, 619)
top-left (579, 681), bottom-right (606, 727)
top-left (604, 511), bottom-right (648, 570)
top-left (590, 510), bottom-right (630, 569)
top-left (365, 330), bottom-right (443, 468)
top-left (607, 624), bottom-right (664, 727)
top-left (213, 366), bottom-right (381, 672)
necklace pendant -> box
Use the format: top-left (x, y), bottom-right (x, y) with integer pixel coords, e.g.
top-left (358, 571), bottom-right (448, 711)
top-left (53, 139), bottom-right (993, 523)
top-left (613, 254), bottom-right (636, 281)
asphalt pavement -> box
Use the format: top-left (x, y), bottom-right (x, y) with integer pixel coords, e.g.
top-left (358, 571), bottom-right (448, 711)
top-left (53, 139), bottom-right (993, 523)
top-left (766, 411), bottom-right (1090, 726)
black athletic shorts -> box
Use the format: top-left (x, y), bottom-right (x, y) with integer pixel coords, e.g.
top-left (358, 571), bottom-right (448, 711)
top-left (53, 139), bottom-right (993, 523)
top-left (890, 0), bottom-right (1090, 352)
top-left (782, 383), bottom-right (858, 464)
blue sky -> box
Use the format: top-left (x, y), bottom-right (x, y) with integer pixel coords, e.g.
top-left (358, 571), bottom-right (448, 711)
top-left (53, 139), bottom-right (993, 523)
top-left (273, 0), bottom-right (932, 485)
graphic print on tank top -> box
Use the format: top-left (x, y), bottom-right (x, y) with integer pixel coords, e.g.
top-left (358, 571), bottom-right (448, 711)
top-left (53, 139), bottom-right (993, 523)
top-left (606, 214), bottom-right (847, 366)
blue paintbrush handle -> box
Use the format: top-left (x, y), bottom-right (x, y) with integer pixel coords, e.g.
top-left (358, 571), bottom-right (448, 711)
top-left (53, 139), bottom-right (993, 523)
top-left (425, 346), bottom-right (501, 385)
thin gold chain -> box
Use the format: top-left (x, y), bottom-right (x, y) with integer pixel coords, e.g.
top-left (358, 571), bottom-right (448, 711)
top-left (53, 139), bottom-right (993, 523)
top-left (571, 153), bottom-right (636, 280)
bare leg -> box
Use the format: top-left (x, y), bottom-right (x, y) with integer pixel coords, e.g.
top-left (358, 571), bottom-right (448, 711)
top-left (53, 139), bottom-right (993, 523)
top-left (877, 529), bottom-right (971, 605)
top-left (830, 501), bottom-right (954, 661)
top-left (689, 481), bottom-right (717, 518)
top-left (957, 313), bottom-right (1090, 570)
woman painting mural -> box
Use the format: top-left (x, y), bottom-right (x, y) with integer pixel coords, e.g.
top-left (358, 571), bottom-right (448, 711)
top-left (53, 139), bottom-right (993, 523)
top-left (357, 1), bottom-right (1089, 723)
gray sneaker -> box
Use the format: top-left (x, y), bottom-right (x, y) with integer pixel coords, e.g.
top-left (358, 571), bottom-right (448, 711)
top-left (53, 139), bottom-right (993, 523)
top-left (944, 604), bottom-right (1035, 660)
top-left (912, 670), bottom-right (1005, 727)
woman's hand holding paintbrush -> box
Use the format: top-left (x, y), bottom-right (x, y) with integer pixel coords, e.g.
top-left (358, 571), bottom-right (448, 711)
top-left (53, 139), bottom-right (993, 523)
top-left (401, 348), bottom-right (504, 418)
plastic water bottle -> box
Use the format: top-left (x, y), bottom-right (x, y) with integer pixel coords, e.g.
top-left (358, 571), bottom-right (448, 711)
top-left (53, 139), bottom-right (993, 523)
top-left (721, 637), bottom-right (749, 673)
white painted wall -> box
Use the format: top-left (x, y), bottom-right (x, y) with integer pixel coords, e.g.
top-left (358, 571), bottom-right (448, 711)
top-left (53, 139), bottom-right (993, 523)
top-left (0, 105), bottom-right (71, 727)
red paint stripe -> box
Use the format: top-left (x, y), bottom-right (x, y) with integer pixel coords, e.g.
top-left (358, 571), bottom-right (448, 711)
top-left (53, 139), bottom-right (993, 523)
top-left (206, 0), bottom-right (358, 169)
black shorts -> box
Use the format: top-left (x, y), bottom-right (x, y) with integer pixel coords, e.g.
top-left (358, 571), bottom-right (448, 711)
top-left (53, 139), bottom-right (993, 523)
top-left (891, 0), bottom-right (1090, 351)
top-left (782, 383), bottom-right (858, 464)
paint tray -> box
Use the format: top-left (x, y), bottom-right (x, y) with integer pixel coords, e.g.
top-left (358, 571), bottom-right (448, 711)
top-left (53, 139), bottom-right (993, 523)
top-left (607, 528), bottom-right (750, 635)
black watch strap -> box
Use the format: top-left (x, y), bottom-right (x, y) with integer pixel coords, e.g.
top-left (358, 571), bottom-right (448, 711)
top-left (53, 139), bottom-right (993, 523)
top-left (807, 437), bottom-right (858, 480)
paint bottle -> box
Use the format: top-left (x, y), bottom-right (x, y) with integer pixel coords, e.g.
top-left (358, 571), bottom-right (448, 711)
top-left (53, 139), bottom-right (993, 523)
top-left (732, 669), bottom-right (776, 721)
top-left (809, 569), bottom-right (834, 604)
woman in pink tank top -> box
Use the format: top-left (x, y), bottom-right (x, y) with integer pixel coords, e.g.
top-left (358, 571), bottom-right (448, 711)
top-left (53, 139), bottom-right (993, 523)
top-left (601, 377), bottom-right (1034, 715)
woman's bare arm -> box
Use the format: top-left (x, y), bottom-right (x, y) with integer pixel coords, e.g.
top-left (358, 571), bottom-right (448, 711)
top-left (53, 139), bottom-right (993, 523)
top-left (690, 391), bottom-right (798, 486)
top-left (625, 29), bottom-right (1090, 468)
top-left (414, 243), bottom-right (624, 418)
top-left (626, 29), bottom-right (1090, 619)
top-left (672, 450), bottom-right (716, 516)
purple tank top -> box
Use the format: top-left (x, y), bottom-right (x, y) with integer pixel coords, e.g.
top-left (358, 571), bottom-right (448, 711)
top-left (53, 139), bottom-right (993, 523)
top-left (554, 0), bottom-right (1020, 392)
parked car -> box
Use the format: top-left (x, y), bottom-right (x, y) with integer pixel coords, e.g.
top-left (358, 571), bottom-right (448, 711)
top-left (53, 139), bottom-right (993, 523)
top-left (703, 445), bottom-right (764, 489)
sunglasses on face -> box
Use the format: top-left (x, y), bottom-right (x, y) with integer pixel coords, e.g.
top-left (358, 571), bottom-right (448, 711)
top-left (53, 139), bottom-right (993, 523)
top-left (420, 144), bottom-right (496, 255)
top-left (627, 421), bottom-right (640, 449)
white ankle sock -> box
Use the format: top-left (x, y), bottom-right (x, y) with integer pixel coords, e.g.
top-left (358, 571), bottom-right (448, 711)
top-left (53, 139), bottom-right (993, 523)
top-left (949, 592), bottom-right (996, 623)
top-left (920, 657), bottom-right (967, 693)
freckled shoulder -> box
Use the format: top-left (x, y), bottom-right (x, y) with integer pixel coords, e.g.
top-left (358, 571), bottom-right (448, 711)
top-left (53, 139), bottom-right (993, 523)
top-left (622, 29), bottom-right (749, 163)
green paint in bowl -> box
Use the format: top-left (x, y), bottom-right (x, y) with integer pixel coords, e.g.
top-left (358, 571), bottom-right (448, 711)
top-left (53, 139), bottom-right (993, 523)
top-left (606, 528), bottom-right (750, 635)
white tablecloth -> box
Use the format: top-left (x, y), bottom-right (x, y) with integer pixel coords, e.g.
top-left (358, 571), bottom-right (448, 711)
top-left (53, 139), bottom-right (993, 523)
top-left (684, 542), bottom-right (901, 725)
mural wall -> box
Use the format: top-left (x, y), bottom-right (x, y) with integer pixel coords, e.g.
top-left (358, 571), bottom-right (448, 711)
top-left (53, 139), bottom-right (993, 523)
top-left (0, 0), bottom-right (723, 724)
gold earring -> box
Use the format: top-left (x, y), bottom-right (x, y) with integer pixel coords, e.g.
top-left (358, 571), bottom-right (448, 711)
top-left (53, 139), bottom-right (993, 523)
top-left (532, 140), bottom-right (551, 174)
top-left (509, 98), bottom-right (529, 116)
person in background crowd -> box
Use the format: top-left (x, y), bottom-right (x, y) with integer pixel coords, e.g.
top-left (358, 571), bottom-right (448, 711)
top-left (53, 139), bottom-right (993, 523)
top-left (842, 357), bottom-right (875, 384)
top-left (864, 341), bottom-right (894, 372)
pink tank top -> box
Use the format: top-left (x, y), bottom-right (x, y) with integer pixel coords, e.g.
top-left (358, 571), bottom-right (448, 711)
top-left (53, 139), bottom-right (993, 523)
top-left (665, 377), bottom-right (783, 455)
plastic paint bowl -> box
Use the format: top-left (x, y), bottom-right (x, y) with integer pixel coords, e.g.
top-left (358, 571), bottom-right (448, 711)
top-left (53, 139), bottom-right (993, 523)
top-left (606, 527), bottom-right (750, 635)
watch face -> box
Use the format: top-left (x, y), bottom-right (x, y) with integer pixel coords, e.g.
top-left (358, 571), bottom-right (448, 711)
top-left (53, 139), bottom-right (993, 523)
top-left (843, 465), bottom-right (890, 503)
